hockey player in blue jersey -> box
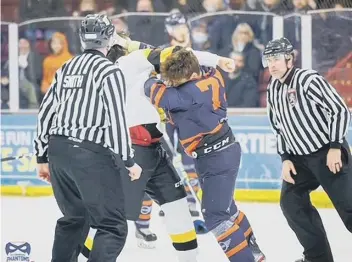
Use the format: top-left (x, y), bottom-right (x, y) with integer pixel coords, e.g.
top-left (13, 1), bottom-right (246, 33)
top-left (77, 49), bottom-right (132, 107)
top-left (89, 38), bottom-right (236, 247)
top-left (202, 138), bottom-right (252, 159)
top-left (159, 11), bottom-right (203, 218)
top-left (144, 48), bottom-right (266, 262)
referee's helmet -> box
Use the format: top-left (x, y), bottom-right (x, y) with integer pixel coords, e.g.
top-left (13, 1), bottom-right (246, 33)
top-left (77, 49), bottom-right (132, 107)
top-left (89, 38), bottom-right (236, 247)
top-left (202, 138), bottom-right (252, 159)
top-left (262, 37), bottom-right (294, 68)
top-left (79, 14), bottom-right (116, 50)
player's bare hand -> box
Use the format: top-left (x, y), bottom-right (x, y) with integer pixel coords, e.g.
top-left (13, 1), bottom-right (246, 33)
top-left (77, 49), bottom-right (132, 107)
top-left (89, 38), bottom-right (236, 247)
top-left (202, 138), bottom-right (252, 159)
top-left (326, 148), bottom-right (342, 174)
top-left (37, 163), bottom-right (50, 183)
top-left (282, 160), bottom-right (297, 184)
top-left (127, 163), bottom-right (142, 181)
top-left (218, 57), bottom-right (236, 73)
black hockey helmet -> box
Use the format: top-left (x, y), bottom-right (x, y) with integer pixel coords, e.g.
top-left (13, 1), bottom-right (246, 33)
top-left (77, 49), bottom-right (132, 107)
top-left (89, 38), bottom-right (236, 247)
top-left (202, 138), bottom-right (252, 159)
top-left (262, 37), bottom-right (294, 67)
top-left (79, 14), bottom-right (115, 50)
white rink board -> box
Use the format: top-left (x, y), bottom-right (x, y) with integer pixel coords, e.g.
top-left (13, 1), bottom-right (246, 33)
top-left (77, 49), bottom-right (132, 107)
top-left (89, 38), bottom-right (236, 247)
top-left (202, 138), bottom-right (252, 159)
top-left (1, 197), bottom-right (351, 262)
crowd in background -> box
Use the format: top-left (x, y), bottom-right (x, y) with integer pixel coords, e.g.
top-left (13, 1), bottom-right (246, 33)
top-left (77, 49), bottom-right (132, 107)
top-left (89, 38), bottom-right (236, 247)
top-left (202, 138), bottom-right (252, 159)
top-left (1, 0), bottom-right (352, 109)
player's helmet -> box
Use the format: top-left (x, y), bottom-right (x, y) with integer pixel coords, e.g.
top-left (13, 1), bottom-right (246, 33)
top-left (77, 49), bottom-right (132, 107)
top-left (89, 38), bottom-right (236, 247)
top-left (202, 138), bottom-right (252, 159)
top-left (262, 37), bottom-right (294, 67)
top-left (79, 14), bottom-right (115, 50)
top-left (164, 12), bottom-right (187, 34)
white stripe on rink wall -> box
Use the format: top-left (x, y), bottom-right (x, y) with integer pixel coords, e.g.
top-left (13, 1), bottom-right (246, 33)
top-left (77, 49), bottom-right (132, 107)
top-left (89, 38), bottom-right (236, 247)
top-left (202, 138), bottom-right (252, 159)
top-left (1, 126), bottom-right (37, 129)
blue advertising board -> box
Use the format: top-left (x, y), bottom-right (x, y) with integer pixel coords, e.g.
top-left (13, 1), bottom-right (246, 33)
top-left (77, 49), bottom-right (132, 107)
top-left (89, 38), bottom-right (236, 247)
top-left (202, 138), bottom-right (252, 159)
top-left (1, 114), bottom-right (352, 190)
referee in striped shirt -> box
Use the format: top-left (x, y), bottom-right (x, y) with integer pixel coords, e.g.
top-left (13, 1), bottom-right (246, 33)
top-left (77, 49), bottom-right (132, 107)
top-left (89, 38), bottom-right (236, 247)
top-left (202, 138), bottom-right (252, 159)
top-left (264, 38), bottom-right (352, 262)
top-left (34, 14), bottom-right (141, 262)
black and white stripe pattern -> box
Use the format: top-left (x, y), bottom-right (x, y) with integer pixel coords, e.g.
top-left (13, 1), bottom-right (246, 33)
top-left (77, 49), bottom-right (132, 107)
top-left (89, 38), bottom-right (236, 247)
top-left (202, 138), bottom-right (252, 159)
top-left (267, 68), bottom-right (351, 156)
top-left (34, 50), bottom-right (132, 162)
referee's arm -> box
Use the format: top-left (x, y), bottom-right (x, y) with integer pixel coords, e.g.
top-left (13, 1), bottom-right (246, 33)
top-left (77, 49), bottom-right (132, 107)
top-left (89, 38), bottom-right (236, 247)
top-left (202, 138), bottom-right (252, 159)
top-left (102, 69), bottom-right (135, 167)
top-left (267, 97), bottom-right (291, 161)
top-left (305, 75), bottom-right (351, 149)
top-left (34, 73), bottom-right (59, 163)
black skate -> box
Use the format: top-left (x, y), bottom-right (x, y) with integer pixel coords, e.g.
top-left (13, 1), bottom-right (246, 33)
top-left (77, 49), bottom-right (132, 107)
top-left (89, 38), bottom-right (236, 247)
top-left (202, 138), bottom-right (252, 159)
top-left (248, 234), bottom-right (266, 262)
top-left (159, 210), bottom-right (165, 216)
top-left (135, 227), bottom-right (158, 249)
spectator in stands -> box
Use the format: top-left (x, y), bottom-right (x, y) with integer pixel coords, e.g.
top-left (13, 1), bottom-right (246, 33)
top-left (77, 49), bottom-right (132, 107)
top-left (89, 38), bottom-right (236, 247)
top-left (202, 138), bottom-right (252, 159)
top-left (170, 0), bottom-right (206, 14)
top-left (247, 0), bottom-right (290, 47)
top-left (203, 0), bottom-right (240, 54)
top-left (283, 0), bottom-right (316, 67)
top-left (311, 1), bottom-right (351, 75)
top-left (191, 21), bottom-right (211, 50)
top-left (40, 32), bottom-right (73, 98)
top-left (19, 0), bottom-right (67, 22)
top-left (225, 51), bottom-right (259, 107)
top-left (221, 23), bottom-right (262, 82)
top-left (335, 0), bottom-right (352, 8)
top-left (18, 38), bottom-right (42, 92)
top-left (292, 0), bottom-right (315, 13)
top-left (128, 0), bottom-right (169, 12)
top-left (101, 1), bottom-right (127, 16)
top-left (112, 17), bottom-right (129, 33)
top-left (246, 0), bottom-right (290, 13)
top-left (73, 0), bottom-right (97, 17)
top-left (18, 67), bottom-right (38, 109)
top-left (1, 64), bottom-right (9, 109)
top-left (127, 0), bottom-right (168, 46)
top-left (227, 0), bottom-right (247, 10)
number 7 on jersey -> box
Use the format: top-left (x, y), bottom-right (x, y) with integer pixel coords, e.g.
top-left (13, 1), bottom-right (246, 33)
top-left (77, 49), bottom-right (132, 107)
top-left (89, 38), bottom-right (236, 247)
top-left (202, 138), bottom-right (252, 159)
top-left (196, 75), bottom-right (225, 110)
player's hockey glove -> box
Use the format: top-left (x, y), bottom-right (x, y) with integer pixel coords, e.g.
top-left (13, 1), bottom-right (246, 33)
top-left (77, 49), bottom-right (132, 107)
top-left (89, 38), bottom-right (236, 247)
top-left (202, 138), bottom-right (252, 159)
top-left (107, 44), bottom-right (126, 63)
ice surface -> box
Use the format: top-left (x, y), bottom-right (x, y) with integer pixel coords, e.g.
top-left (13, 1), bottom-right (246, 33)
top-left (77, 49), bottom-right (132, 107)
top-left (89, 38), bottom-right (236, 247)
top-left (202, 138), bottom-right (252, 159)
top-left (1, 197), bottom-right (351, 262)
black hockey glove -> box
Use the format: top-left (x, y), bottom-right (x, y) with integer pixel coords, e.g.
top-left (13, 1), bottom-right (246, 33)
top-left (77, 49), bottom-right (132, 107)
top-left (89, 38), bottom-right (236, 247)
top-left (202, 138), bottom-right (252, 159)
top-left (107, 44), bottom-right (127, 63)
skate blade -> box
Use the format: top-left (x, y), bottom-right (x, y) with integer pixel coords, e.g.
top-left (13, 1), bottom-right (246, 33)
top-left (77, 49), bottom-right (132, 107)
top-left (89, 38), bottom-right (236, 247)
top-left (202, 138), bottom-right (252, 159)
top-left (137, 238), bottom-right (156, 249)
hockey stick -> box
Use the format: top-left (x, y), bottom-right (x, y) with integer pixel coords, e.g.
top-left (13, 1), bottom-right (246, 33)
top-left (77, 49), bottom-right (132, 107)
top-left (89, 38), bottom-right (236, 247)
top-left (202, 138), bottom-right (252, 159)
top-left (161, 129), bottom-right (203, 210)
top-left (1, 153), bottom-right (33, 162)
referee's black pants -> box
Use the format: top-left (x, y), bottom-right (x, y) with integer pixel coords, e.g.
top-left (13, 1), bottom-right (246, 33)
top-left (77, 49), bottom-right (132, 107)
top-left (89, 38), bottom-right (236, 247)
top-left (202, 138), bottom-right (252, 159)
top-left (280, 141), bottom-right (352, 262)
top-left (48, 136), bottom-right (128, 262)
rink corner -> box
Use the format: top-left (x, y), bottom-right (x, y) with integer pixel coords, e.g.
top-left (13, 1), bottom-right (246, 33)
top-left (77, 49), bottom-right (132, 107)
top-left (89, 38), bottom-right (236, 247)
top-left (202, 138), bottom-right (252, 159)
top-left (1, 186), bottom-right (53, 197)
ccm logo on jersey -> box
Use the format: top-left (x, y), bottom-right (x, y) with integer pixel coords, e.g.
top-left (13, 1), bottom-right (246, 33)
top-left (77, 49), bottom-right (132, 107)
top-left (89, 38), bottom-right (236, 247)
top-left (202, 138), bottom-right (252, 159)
top-left (203, 137), bottom-right (230, 154)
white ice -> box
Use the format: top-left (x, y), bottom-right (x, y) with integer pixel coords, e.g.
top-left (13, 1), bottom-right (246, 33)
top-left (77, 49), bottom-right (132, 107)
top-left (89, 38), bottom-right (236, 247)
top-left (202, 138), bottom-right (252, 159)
top-left (1, 197), bottom-right (351, 262)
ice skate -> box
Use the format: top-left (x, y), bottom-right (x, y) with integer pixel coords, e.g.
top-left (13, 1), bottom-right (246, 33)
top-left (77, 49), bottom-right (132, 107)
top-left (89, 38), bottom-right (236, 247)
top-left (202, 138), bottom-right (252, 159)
top-left (135, 227), bottom-right (158, 249)
top-left (248, 234), bottom-right (266, 262)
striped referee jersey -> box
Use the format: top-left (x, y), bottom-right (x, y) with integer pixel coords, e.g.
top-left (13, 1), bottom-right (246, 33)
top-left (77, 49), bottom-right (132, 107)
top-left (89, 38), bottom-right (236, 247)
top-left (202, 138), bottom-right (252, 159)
top-left (267, 67), bottom-right (351, 160)
top-left (34, 49), bottom-right (134, 166)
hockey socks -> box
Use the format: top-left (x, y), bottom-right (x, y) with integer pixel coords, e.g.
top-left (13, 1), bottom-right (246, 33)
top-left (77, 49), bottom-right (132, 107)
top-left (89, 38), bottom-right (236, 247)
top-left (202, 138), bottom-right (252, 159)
top-left (231, 211), bottom-right (266, 261)
top-left (213, 219), bottom-right (255, 262)
top-left (161, 197), bottom-right (198, 262)
top-left (135, 198), bottom-right (153, 229)
top-left (232, 210), bottom-right (253, 239)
